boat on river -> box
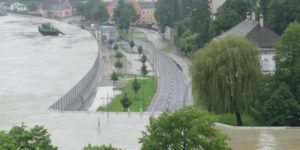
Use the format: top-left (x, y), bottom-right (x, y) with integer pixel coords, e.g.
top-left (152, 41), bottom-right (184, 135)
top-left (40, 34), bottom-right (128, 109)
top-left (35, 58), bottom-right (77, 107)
top-left (38, 23), bottom-right (63, 36)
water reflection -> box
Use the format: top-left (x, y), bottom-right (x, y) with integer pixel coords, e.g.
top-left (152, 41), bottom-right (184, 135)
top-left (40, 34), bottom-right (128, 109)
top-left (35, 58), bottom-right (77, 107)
top-left (257, 131), bottom-right (276, 150)
top-left (216, 124), bottom-right (300, 150)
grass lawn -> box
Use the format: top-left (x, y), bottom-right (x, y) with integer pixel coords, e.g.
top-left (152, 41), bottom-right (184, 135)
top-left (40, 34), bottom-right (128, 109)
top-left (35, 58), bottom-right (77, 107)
top-left (216, 113), bottom-right (259, 126)
top-left (119, 30), bottom-right (151, 44)
top-left (161, 41), bottom-right (174, 52)
top-left (98, 76), bottom-right (157, 112)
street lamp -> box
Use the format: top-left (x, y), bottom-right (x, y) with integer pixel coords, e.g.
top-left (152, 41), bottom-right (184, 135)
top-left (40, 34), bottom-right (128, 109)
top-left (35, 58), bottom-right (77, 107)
top-left (151, 42), bottom-right (156, 92)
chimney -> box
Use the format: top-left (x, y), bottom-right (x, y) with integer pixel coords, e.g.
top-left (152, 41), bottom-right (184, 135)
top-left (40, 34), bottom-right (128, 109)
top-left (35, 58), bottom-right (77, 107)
top-left (251, 12), bottom-right (256, 21)
top-left (246, 12), bottom-right (251, 19)
top-left (260, 14), bottom-right (264, 27)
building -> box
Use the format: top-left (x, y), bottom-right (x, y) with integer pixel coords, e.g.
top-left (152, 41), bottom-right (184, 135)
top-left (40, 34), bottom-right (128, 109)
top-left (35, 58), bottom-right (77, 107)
top-left (95, 26), bottom-right (118, 43)
top-left (38, 0), bottom-right (74, 18)
top-left (137, 1), bottom-right (157, 27)
top-left (0, 0), bottom-right (27, 12)
top-left (9, 2), bottom-right (27, 11)
top-left (217, 17), bottom-right (280, 74)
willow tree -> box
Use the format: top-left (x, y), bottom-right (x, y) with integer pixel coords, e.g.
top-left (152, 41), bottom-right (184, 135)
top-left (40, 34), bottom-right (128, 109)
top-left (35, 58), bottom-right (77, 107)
top-left (192, 36), bottom-right (261, 126)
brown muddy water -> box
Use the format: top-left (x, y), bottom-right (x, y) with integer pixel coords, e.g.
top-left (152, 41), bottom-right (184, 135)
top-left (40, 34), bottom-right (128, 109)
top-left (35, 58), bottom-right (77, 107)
top-left (216, 124), bottom-right (300, 150)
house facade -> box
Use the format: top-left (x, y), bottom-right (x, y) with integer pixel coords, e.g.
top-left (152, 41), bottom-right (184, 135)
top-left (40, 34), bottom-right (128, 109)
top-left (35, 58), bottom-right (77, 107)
top-left (217, 17), bottom-right (280, 74)
top-left (137, 1), bottom-right (157, 27)
top-left (38, 0), bottom-right (74, 18)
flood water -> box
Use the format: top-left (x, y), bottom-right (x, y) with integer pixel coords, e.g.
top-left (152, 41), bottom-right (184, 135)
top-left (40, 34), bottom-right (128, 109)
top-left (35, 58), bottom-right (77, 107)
top-left (216, 124), bottom-right (300, 150)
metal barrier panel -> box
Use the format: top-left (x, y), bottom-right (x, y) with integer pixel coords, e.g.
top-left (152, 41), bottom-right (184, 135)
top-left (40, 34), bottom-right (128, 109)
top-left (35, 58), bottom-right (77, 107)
top-left (49, 50), bottom-right (102, 111)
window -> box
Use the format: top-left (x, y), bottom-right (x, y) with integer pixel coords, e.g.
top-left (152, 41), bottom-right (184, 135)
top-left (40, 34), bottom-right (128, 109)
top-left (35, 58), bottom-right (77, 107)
top-left (262, 59), bottom-right (269, 71)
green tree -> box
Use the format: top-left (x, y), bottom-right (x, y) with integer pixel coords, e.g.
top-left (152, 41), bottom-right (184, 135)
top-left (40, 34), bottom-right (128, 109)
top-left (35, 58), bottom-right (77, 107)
top-left (91, 0), bottom-right (109, 23)
top-left (259, 0), bottom-right (272, 21)
top-left (113, 0), bottom-right (139, 32)
top-left (262, 83), bottom-right (300, 126)
top-left (115, 51), bottom-right (123, 60)
top-left (111, 71), bottom-right (119, 89)
top-left (132, 77), bottom-right (141, 101)
top-left (0, 124), bottom-right (57, 150)
top-left (192, 36), bottom-right (261, 126)
top-left (139, 107), bottom-right (231, 150)
top-left (75, 1), bottom-right (86, 18)
top-left (121, 92), bottom-right (132, 111)
top-left (275, 22), bottom-right (300, 100)
top-left (115, 60), bottom-right (123, 74)
top-left (178, 30), bottom-right (199, 55)
top-left (251, 23), bottom-right (300, 126)
top-left (140, 54), bottom-right (147, 64)
top-left (155, 0), bottom-right (211, 49)
top-left (250, 74), bottom-right (277, 123)
top-left (129, 40), bottom-right (135, 51)
top-left (155, 0), bottom-right (180, 32)
top-left (138, 46), bottom-right (143, 55)
top-left (266, 0), bottom-right (300, 34)
top-left (76, 0), bottom-right (108, 23)
top-left (209, 0), bottom-right (252, 37)
top-left (83, 144), bottom-right (121, 150)
top-left (113, 44), bottom-right (119, 51)
top-left (175, 0), bottom-right (211, 49)
top-left (141, 64), bottom-right (148, 77)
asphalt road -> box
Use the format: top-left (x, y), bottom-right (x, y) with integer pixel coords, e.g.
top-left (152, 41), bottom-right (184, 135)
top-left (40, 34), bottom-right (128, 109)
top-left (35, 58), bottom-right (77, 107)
top-left (133, 28), bottom-right (187, 112)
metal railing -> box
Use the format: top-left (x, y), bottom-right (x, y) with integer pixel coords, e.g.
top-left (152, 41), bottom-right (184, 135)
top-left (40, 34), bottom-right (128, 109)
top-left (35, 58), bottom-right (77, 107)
top-left (49, 50), bottom-right (102, 111)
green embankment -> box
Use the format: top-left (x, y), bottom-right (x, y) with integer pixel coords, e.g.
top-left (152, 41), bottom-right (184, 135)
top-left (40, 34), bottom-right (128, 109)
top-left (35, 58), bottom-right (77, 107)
top-left (98, 76), bottom-right (157, 112)
top-left (216, 113), bottom-right (259, 126)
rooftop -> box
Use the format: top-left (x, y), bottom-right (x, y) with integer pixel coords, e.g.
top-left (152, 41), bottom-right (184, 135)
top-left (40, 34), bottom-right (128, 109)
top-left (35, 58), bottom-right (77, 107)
top-left (40, 0), bottom-right (73, 11)
top-left (218, 19), bottom-right (280, 48)
top-left (138, 1), bottom-right (155, 9)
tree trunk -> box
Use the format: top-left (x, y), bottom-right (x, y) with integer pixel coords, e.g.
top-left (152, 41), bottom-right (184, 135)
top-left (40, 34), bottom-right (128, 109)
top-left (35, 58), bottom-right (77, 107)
top-left (183, 142), bottom-right (187, 150)
top-left (235, 111), bottom-right (243, 126)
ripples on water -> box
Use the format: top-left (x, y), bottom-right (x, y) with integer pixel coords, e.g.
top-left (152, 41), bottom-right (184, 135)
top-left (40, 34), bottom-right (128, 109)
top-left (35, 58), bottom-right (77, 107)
top-left (257, 131), bottom-right (277, 150)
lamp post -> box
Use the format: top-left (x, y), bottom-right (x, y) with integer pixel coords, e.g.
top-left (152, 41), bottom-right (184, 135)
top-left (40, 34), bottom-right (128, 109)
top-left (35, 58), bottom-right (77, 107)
top-left (151, 42), bottom-right (156, 92)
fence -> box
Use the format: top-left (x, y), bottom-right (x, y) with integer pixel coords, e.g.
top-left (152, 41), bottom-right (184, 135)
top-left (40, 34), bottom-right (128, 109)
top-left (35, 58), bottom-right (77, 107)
top-left (49, 50), bottom-right (103, 111)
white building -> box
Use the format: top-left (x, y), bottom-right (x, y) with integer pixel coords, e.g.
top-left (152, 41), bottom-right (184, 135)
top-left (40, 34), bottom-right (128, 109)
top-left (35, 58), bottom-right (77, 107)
top-left (217, 17), bottom-right (280, 74)
top-left (9, 2), bottom-right (27, 12)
